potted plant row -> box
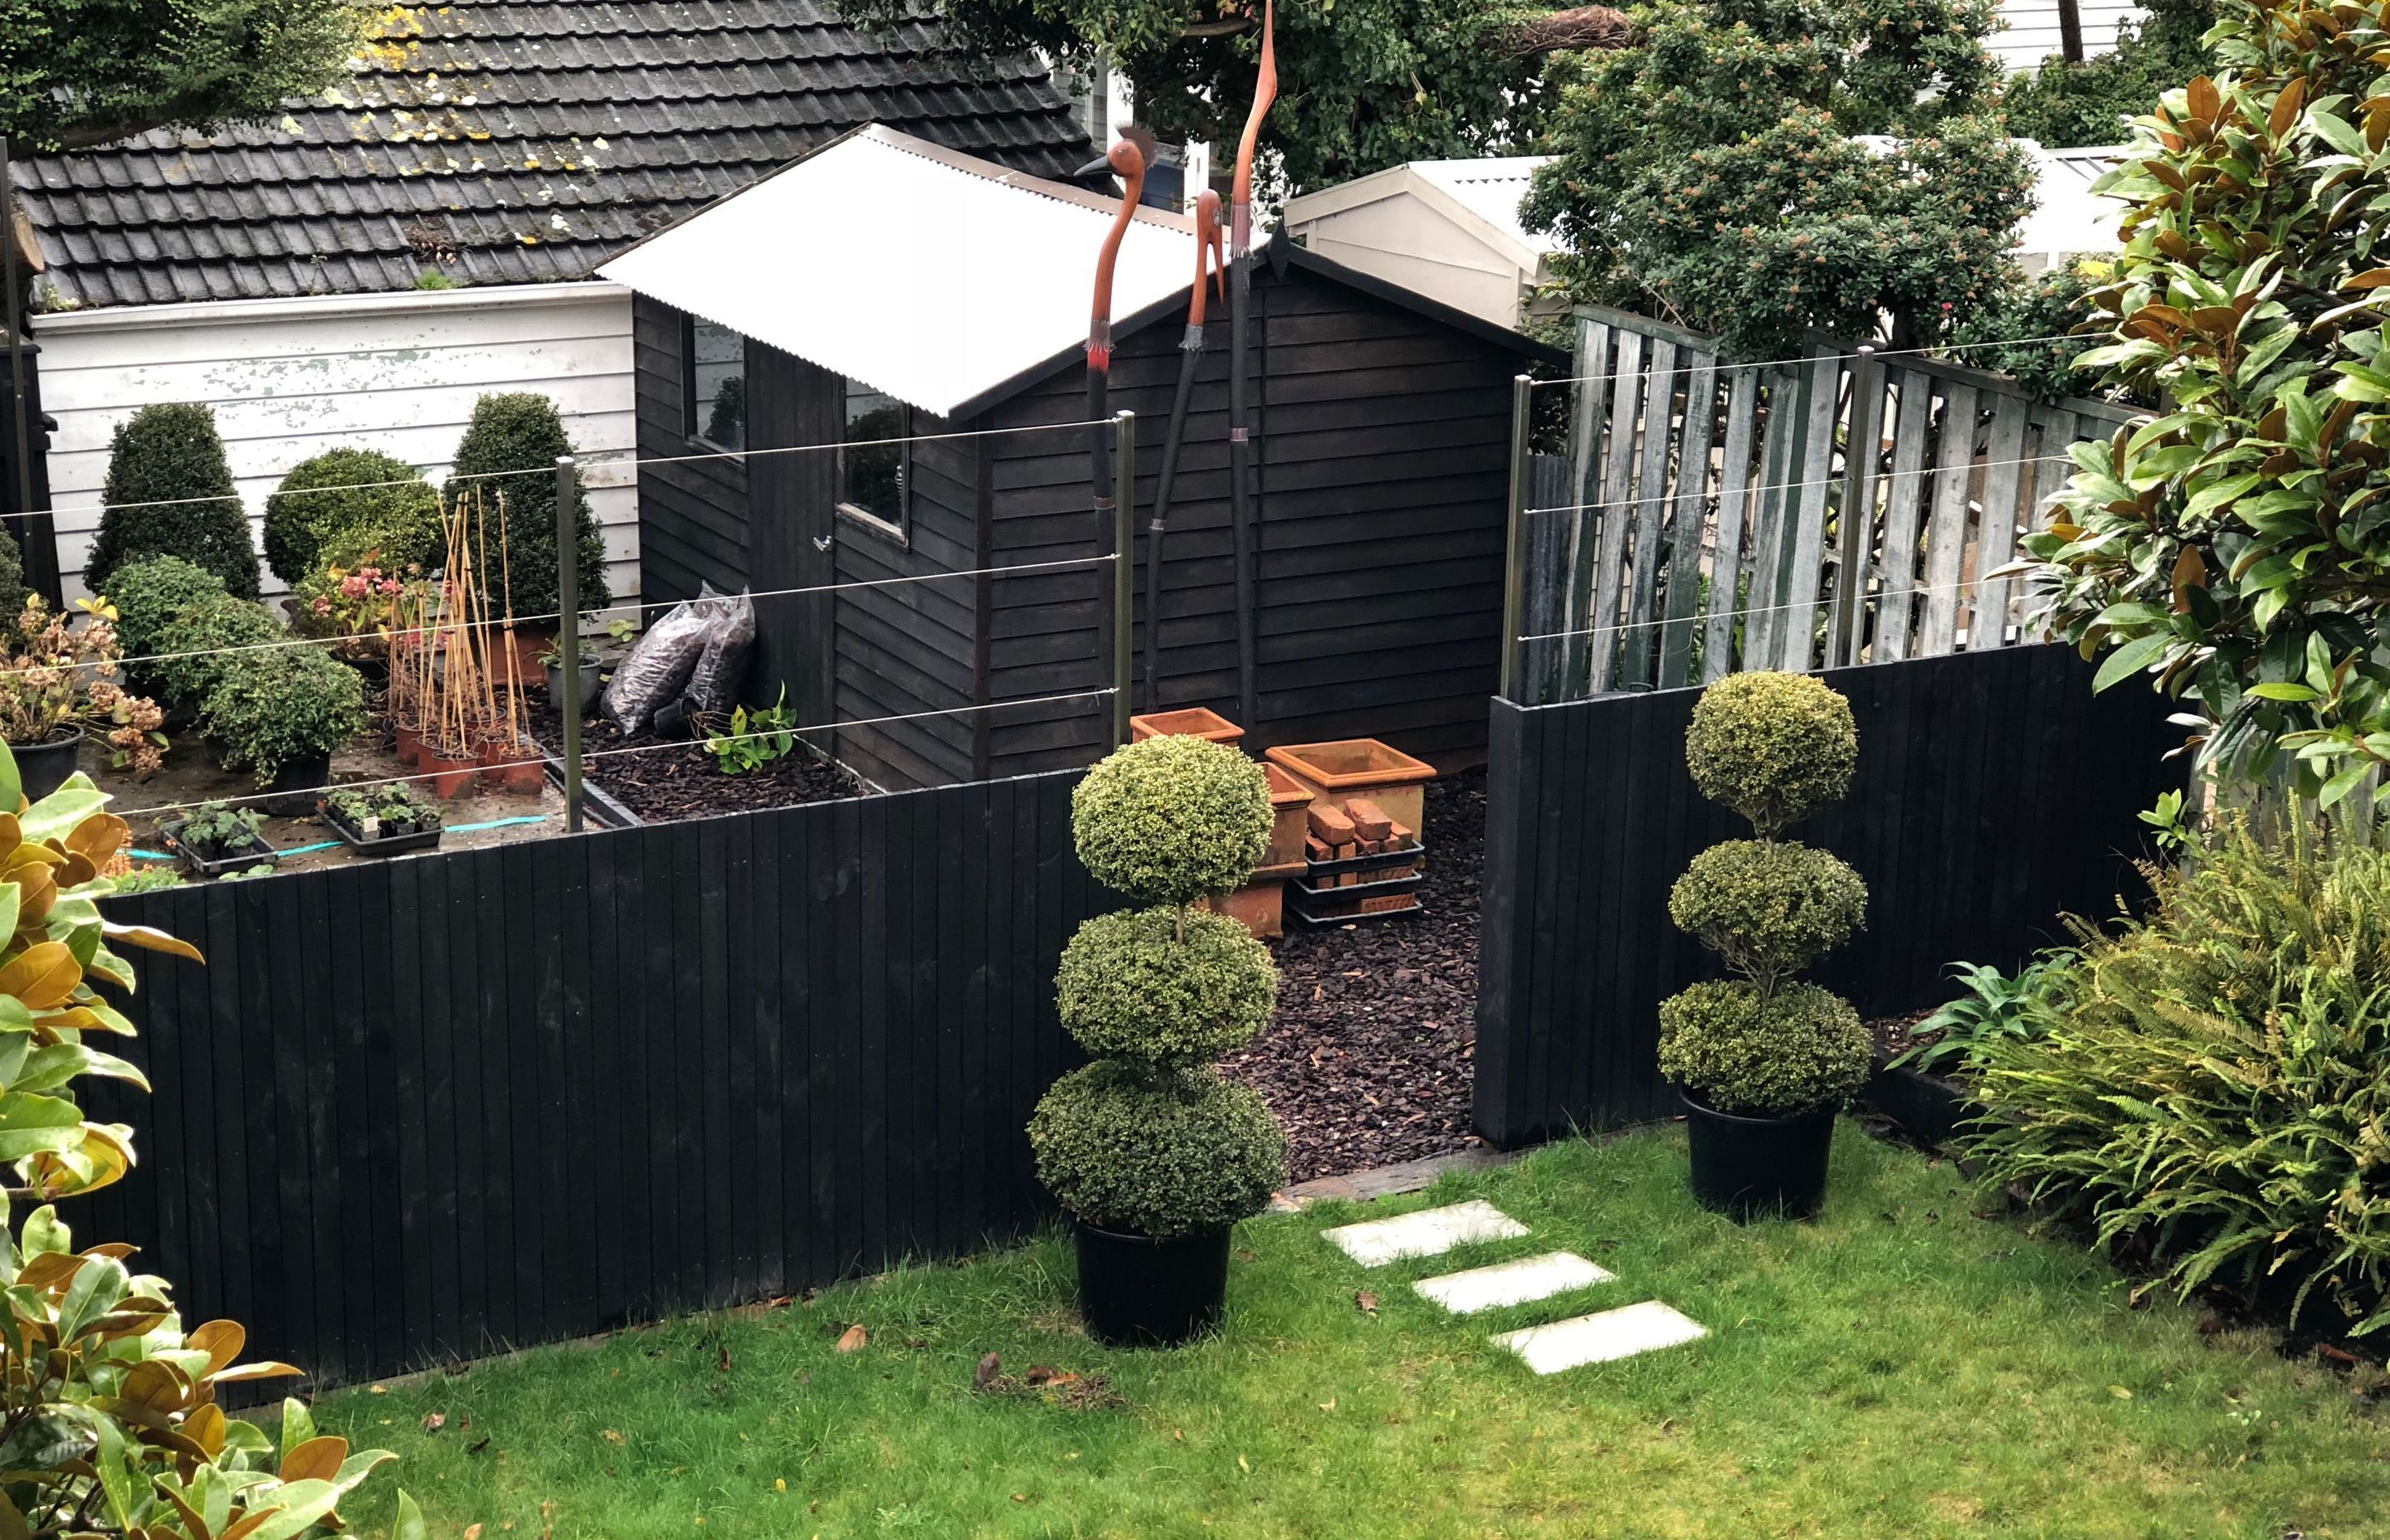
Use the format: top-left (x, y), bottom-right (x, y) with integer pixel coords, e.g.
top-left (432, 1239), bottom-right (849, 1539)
top-left (1658, 672), bottom-right (1871, 1222)
top-left (160, 800), bottom-right (274, 880)
top-left (1028, 734), bottom-right (1288, 1346)
top-left (322, 782), bottom-right (446, 857)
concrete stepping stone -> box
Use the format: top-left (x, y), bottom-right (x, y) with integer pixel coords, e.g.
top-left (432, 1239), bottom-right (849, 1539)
top-left (1413, 1251), bottom-right (1613, 1314)
top-left (1491, 1300), bottom-right (1706, 1374)
top-left (1322, 1199), bottom-right (1528, 1266)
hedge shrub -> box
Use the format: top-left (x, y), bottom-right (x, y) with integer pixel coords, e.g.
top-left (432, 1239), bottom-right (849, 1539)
top-left (1657, 981), bottom-right (1870, 1117)
top-left (86, 402), bottom-right (260, 599)
top-left (444, 392), bottom-right (609, 618)
top-left (1056, 906), bottom-right (1278, 1065)
top-left (1685, 670), bottom-right (1856, 836)
top-left (1071, 734), bottom-right (1271, 904)
top-left (0, 528), bottom-right (27, 622)
top-left (1966, 808), bottom-right (2390, 1335)
top-left (1027, 1063), bottom-right (1286, 1237)
top-left (262, 446), bottom-right (443, 586)
top-left (154, 591), bottom-right (281, 706)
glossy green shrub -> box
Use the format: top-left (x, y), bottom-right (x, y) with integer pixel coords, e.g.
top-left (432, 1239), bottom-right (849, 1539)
top-left (1669, 839), bottom-right (1866, 987)
top-left (1071, 734), bottom-right (1271, 904)
top-left (1685, 671), bottom-right (1856, 836)
top-left (1657, 980), bottom-right (1870, 1116)
top-left (86, 402), bottom-right (260, 599)
top-left (263, 446), bottom-right (443, 585)
top-left (0, 526), bottom-right (27, 623)
top-left (1028, 1064), bottom-right (1286, 1238)
top-left (1056, 905), bottom-right (1277, 1065)
top-left (1966, 809), bottom-right (2390, 1334)
top-left (152, 591), bottom-right (282, 706)
top-left (198, 645), bottom-right (368, 782)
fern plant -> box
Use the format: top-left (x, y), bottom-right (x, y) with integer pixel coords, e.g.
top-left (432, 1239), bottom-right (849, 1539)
top-left (1965, 807), bottom-right (2390, 1335)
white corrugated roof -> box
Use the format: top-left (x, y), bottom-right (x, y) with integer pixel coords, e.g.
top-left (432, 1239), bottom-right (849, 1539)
top-left (1408, 157), bottom-right (1556, 252)
top-left (598, 125), bottom-right (1197, 417)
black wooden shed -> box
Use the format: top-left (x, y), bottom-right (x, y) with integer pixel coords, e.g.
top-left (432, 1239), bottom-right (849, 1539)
top-left (602, 126), bottom-right (1561, 791)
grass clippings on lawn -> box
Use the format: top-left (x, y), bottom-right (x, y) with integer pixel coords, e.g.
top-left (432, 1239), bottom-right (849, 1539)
top-left (315, 1129), bottom-right (2389, 1538)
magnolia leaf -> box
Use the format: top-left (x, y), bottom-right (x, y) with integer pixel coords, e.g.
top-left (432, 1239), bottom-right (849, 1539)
top-left (0, 943), bottom-right (81, 1010)
top-left (97, 921), bottom-right (203, 963)
top-left (394, 1490), bottom-right (429, 1540)
top-left (279, 1435), bottom-right (347, 1484)
top-left (17, 787), bottom-right (106, 850)
top-left (2094, 633), bottom-right (2175, 693)
top-left (0, 1092), bottom-right (85, 1159)
top-left (191, 1319), bottom-right (246, 1378)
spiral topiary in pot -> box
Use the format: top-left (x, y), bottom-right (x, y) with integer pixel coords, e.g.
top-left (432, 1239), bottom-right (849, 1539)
top-left (1661, 671), bottom-right (1868, 1218)
top-left (1031, 734), bottom-right (1287, 1342)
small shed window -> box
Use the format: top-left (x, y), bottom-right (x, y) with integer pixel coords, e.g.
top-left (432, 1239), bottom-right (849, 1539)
top-left (837, 379), bottom-right (910, 539)
top-left (685, 318), bottom-right (746, 451)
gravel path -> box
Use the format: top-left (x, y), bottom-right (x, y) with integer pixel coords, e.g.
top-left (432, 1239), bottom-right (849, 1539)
top-left (1225, 768), bottom-right (1485, 1182)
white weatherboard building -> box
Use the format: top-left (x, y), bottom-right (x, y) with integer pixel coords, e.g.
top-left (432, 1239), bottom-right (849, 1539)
top-left (1280, 157), bottom-right (1557, 333)
top-left (32, 283), bottom-right (637, 603)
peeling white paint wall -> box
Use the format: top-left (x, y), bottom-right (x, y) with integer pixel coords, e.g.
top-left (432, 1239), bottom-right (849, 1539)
top-left (31, 280), bottom-right (638, 606)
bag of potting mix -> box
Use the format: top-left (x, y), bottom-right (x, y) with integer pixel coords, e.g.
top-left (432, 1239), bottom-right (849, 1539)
top-left (603, 592), bottom-right (714, 734)
top-left (684, 585), bottom-right (756, 720)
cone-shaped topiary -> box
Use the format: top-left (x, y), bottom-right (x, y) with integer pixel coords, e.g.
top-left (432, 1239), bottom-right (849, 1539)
top-left (1661, 671), bottom-right (1869, 1118)
top-left (1071, 733), bottom-right (1272, 904)
top-left (263, 447), bottom-right (444, 586)
top-left (0, 527), bottom-right (27, 623)
top-left (1685, 671), bottom-right (1856, 837)
top-left (443, 392), bottom-right (610, 619)
top-left (1033, 734), bottom-right (1287, 1249)
top-left (86, 403), bottom-right (261, 599)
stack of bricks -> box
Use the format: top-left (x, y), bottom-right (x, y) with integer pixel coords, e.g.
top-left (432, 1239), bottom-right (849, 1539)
top-left (1302, 799), bottom-right (1419, 883)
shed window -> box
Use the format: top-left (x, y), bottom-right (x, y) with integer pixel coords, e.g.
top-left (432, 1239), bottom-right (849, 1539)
top-left (685, 318), bottom-right (746, 451)
top-left (837, 379), bottom-right (910, 539)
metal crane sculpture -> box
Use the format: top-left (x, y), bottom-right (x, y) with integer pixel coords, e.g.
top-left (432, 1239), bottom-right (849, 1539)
top-left (1227, 0), bottom-right (1277, 733)
top-left (1077, 138), bottom-right (1149, 587)
top-left (1141, 188), bottom-right (1225, 709)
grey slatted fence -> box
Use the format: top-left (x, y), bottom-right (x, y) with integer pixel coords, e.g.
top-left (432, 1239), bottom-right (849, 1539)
top-left (1520, 309), bottom-right (2144, 704)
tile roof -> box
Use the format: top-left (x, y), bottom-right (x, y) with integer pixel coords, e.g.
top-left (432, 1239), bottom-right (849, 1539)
top-left (9, 0), bottom-right (1095, 309)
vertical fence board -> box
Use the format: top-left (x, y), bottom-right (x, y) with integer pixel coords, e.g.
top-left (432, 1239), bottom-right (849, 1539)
top-left (1917, 383), bottom-right (1980, 653)
top-left (1656, 350), bottom-right (1719, 689)
top-left (1973, 397), bottom-right (2033, 649)
top-left (1589, 330), bottom-right (1646, 690)
top-left (1702, 367), bottom-right (1763, 682)
top-left (1563, 320), bottom-right (1612, 695)
top-left (1775, 346), bottom-right (1844, 671)
top-left (1874, 370), bottom-right (1936, 663)
top-left (1620, 340), bottom-right (1680, 685)
top-left (1474, 645), bottom-right (2181, 1144)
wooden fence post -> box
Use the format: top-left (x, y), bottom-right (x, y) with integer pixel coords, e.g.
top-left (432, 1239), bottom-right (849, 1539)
top-left (556, 455), bottom-right (583, 832)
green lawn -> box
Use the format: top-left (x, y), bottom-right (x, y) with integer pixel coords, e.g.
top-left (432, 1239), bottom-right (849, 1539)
top-left (314, 1128), bottom-right (2389, 1538)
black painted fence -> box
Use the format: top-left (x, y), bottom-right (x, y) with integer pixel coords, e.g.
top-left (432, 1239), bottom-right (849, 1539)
top-left (1474, 644), bottom-right (2184, 1146)
top-left (83, 771), bottom-right (1100, 1391)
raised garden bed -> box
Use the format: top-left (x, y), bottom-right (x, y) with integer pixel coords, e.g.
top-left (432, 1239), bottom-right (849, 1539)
top-left (527, 693), bottom-right (863, 823)
top-left (1223, 767), bottom-right (1484, 1184)
top-left (1862, 1012), bottom-right (1978, 1148)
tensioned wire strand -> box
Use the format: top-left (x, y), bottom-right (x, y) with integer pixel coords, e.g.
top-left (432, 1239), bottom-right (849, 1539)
top-left (1513, 574), bottom-right (2027, 646)
top-left (1522, 446), bottom-right (2089, 519)
top-left (109, 687), bottom-right (1121, 822)
top-left (6, 416), bottom-right (1119, 524)
top-left (0, 553), bottom-right (1118, 683)
top-left (1526, 330), bottom-right (2097, 390)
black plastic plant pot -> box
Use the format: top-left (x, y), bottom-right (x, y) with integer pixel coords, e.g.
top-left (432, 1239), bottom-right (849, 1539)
top-left (262, 752), bottom-right (334, 817)
top-left (1072, 1220), bottom-right (1232, 1347)
top-left (1682, 1093), bottom-right (1836, 1223)
top-left (8, 731), bottom-right (81, 803)
top-left (1865, 1053), bottom-right (1973, 1148)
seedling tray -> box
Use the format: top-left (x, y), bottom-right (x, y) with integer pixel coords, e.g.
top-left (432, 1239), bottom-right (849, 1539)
top-left (159, 822), bottom-right (276, 880)
top-left (324, 807), bottom-right (444, 859)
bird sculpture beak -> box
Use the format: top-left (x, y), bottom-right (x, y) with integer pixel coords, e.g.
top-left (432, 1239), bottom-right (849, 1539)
top-left (1076, 154), bottom-right (1114, 179)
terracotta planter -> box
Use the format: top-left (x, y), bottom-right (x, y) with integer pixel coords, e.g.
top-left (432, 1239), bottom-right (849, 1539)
top-left (1129, 706), bottom-right (1244, 747)
top-left (417, 741), bottom-right (480, 798)
top-left (1200, 859), bottom-right (1302, 939)
top-left (393, 719), bottom-right (422, 768)
top-left (1264, 738), bottom-right (1436, 831)
top-left (478, 733), bottom-right (545, 792)
top-left (1261, 764), bottom-right (1314, 870)
top-left (498, 625), bottom-right (554, 692)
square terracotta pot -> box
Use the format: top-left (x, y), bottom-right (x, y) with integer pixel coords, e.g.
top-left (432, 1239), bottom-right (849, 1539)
top-left (1262, 763), bottom-right (1315, 870)
top-left (1129, 706), bottom-right (1244, 747)
top-left (1201, 859), bottom-right (1304, 939)
top-left (1264, 738), bottom-right (1436, 831)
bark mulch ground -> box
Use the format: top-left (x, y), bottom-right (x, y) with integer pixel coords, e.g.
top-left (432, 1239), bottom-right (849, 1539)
top-left (1224, 767), bottom-right (1485, 1185)
top-left (526, 694), bottom-right (862, 823)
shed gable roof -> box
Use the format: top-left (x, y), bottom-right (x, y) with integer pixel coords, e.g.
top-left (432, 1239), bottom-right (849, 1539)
top-left (9, 0), bottom-right (1093, 310)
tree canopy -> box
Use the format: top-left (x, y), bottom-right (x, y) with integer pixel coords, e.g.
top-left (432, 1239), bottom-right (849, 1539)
top-left (0, 0), bottom-right (362, 150)
top-left (835, 0), bottom-right (1621, 192)
top-left (1519, 0), bottom-right (2034, 359)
